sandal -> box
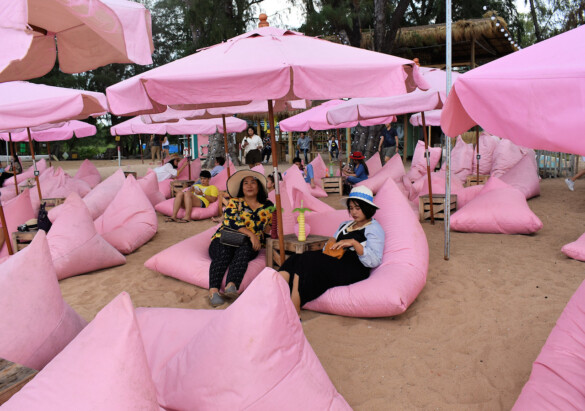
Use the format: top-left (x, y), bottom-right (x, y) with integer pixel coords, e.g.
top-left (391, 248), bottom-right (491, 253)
top-left (164, 217), bottom-right (175, 223)
top-left (223, 284), bottom-right (239, 300)
top-left (174, 218), bottom-right (189, 224)
top-left (209, 292), bottom-right (225, 307)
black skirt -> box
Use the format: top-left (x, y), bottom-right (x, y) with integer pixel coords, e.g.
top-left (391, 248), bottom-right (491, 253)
top-left (245, 149), bottom-right (262, 165)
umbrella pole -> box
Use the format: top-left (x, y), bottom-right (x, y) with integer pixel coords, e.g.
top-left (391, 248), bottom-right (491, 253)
top-left (346, 128), bottom-right (351, 163)
top-left (268, 100), bottom-right (285, 265)
top-left (221, 115), bottom-right (231, 177)
top-left (403, 115), bottom-right (408, 162)
top-left (47, 142), bottom-right (52, 167)
top-left (26, 128), bottom-right (42, 202)
top-left (117, 135), bottom-right (121, 167)
top-left (444, 0), bottom-right (452, 260)
top-left (187, 135), bottom-right (192, 180)
top-left (336, 128), bottom-right (342, 175)
top-left (475, 126), bottom-right (480, 184)
top-left (8, 134), bottom-right (18, 197)
top-left (0, 192), bottom-right (14, 255)
top-left (421, 113), bottom-right (435, 224)
top-left (139, 135), bottom-right (144, 164)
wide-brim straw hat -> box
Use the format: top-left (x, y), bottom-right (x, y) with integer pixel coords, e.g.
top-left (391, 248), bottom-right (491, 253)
top-left (342, 186), bottom-right (379, 209)
top-left (227, 170), bottom-right (267, 198)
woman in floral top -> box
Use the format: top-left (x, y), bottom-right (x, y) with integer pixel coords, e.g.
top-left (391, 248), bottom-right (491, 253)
top-left (208, 170), bottom-right (273, 307)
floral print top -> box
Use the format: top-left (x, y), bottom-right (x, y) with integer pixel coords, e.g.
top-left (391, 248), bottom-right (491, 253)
top-left (212, 198), bottom-right (274, 246)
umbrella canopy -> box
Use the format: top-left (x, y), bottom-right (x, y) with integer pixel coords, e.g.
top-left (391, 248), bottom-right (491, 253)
top-left (0, 120), bottom-right (96, 141)
top-left (410, 110), bottom-right (442, 127)
top-left (106, 26), bottom-right (429, 116)
top-left (280, 100), bottom-right (395, 132)
top-left (110, 116), bottom-right (247, 135)
top-left (0, 0), bottom-right (154, 82)
top-left (440, 25), bottom-right (585, 156)
top-left (0, 81), bottom-right (108, 130)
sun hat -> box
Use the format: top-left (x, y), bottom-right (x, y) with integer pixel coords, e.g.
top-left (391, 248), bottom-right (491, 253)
top-left (350, 151), bottom-right (365, 160)
top-left (226, 170), bottom-right (267, 198)
top-left (344, 186), bottom-right (379, 209)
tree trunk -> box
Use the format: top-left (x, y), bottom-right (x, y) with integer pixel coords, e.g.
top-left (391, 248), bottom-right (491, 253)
top-left (203, 132), bottom-right (241, 168)
top-left (528, 0), bottom-right (543, 42)
top-left (383, 0), bottom-right (410, 53)
top-left (365, 125), bottom-right (383, 159)
top-left (348, 0), bottom-right (362, 47)
top-left (374, 0), bottom-right (387, 52)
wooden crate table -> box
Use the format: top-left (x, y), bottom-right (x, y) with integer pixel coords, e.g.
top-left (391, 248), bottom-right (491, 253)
top-left (418, 194), bottom-right (457, 222)
top-left (464, 174), bottom-right (489, 187)
top-left (42, 197), bottom-right (65, 212)
top-left (17, 180), bottom-right (35, 194)
top-left (0, 358), bottom-right (37, 405)
top-left (170, 180), bottom-right (195, 197)
top-left (12, 229), bottom-right (39, 252)
top-left (321, 176), bottom-right (343, 195)
top-left (123, 171), bottom-right (137, 179)
top-left (266, 234), bottom-right (330, 270)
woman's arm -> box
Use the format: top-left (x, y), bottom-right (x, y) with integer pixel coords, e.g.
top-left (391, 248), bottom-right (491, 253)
top-left (357, 222), bottom-right (385, 267)
top-left (174, 162), bottom-right (187, 179)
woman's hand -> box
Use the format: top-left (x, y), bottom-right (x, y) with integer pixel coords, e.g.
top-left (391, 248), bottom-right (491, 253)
top-left (331, 239), bottom-right (356, 250)
top-left (249, 233), bottom-right (261, 251)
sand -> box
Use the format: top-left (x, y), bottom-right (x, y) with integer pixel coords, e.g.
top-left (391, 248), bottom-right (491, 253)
top-left (53, 159), bottom-right (585, 410)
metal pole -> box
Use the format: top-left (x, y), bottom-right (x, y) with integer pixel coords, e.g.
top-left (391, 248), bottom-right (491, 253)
top-left (444, 0), bottom-right (452, 260)
top-left (336, 128), bottom-right (342, 175)
top-left (475, 126), bottom-right (480, 184)
top-left (221, 115), bottom-right (231, 177)
top-left (8, 134), bottom-right (18, 196)
top-left (0, 192), bottom-right (14, 255)
top-left (47, 142), bottom-right (52, 167)
top-left (26, 128), bottom-right (42, 202)
top-left (139, 135), bottom-right (144, 164)
top-left (117, 135), bottom-right (121, 167)
top-left (268, 100), bottom-right (285, 265)
top-left (421, 112), bottom-right (435, 224)
top-left (403, 115), bottom-right (408, 162)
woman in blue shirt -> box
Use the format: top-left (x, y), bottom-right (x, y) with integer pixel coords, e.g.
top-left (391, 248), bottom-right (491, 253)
top-left (342, 151), bottom-right (369, 185)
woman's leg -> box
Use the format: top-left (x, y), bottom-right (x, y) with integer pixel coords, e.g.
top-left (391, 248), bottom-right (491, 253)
top-left (208, 238), bottom-right (235, 294)
top-left (170, 191), bottom-right (184, 220)
top-left (184, 193), bottom-right (202, 221)
top-left (224, 243), bottom-right (258, 291)
top-left (278, 270), bottom-right (302, 315)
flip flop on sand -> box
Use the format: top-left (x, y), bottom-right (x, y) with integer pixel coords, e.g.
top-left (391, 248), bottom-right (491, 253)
top-left (165, 217), bottom-right (189, 223)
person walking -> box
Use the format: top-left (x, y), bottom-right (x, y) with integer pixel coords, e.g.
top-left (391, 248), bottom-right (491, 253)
top-left (378, 123), bottom-right (399, 164)
top-left (296, 132), bottom-right (311, 164)
top-left (150, 134), bottom-right (162, 164)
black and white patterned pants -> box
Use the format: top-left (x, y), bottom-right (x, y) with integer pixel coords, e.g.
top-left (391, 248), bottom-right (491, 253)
top-left (208, 238), bottom-right (259, 290)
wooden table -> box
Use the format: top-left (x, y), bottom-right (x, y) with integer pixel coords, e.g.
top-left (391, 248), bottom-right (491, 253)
top-left (170, 180), bottom-right (195, 197)
top-left (418, 194), bottom-right (457, 222)
top-left (321, 176), bottom-right (343, 194)
top-left (123, 171), bottom-right (137, 179)
top-left (266, 234), bottom-right (330, 270)
top-left (0, 358), bottom-right (37, 404)
top-left (12, 229), bottom-right (38, 252)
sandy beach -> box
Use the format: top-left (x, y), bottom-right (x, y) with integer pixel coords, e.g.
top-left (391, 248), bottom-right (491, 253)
top-left (53, 158), bottom-right (585, 410)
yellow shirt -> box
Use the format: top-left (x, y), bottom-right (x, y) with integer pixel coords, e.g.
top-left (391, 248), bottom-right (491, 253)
top-left (192, 184), bottom-right (218, 207)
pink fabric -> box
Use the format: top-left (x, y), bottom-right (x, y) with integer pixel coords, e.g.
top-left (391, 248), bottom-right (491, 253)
top-left (410, 110), bottom-right (442, 127)
top-left (250, 163), bottom-right (265, 175)
top-left (499, 151), bottom-right (540, 199)
top-left (0, 120), bottom-right (96, 142)
top-left (209, 159), bottom-right (235, 191)
top-left (305, 209), bottom-right (351, 238)
top-left (158, 178), bottom-right (172, 199)
top-left (30, 167), bottom-right (92, 213)
top-left (417, 170), bottom-right (465, 198)
top-left (491, 138), bottom-right (525, 178)
top-left (71, 169), bottom-right (125, 220)
top-left (74, 159), bottom-right (101, 188)
top-left (144, 226), bottom-right (266, 292)
top-left (176, 158), bottom-right (202, 181)
top-left (0, 0), bottom-right (153, 83)
top-left (310, 154), bottom-right (327, 180)
top-left (0, 185), bottom-right (18, 202)
top-left (0, 189), bottom-right (35, 258)
top-left (117, 116), bottom-right (248, 135)
top-left (153, 269), bottom-right (350, 410)
top-left (561, 232), bottom-right (585, 262)
top-left (451, 178), bottom-right (543, 234)
top-left (155, 197), bottom-right (220, 220)
top-left (291, 186), bottom-right (335, 215)
top-left (138, 170), bottom-right (166, 206)
top-left (441, 25), bottom-right (585, 156)
top-left (406, 140), bottom-right (442, 182)
top-left (94, 176), bottom-right (157, 254)
top-left (356, 153), bottom-right (405, 194)
top-left (513, 278), bottom-right (585, 410)
top-left (0, 82), bottom-right (107, 130)
top-left (455, 185), bottom-right (484, 209)
top-left (470, 132), bottom-right (499, 175)
top-left (304, 179), bottom-right (429, 317)
top-left (2, 158), bottom-right (47, 186)
top-left (1, 293), bottom-right (159, 410)
top-left (366, 153), bottom-right (383, 177)
top-left (441, 136), bottom-right (473, 184)
top-left (0, 232), bottom-right (87, 371)
top-left (106, 27), bottom-right (427, 116)
top-left (47, 193), bottom-right (126, 279)
top-left (268, 182), bottom-right (296, 235)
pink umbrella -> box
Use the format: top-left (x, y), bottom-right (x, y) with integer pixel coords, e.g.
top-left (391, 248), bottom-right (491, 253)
top-left (106, 22), bottom-right (429, 265)
top-left (410, 110), bottom-right (442, 127)
top-left (1, 120), bottom-right (96, 142)
top-left (440, 25), bottom-right (585, 156)
top-left (0, 0), bottom-right (154, 82)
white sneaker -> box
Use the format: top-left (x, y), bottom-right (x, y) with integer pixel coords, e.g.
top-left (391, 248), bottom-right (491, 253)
top-left (565, 178), bottom-right (575, 191)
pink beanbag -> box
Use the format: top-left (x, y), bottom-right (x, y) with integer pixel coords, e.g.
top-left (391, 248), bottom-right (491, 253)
top-left (356, 153), bottom-right (405, 194)
top-left (155, 197), bottom-right (220, 220)
top-left (455, 184), bottom-right (484, 209)
top-left (0, 232), bottom-right (87, 370)
top-left (74, 159), bottom-right (101, 188)
top-left (513, 279), bottom-right (585, 410)
top-left (417, 170), bottom-right (465, 199)
top-left (158, 178), bottom-right (172, 199)
top-left (561, 232), bottom-right (585, 262)
top-left (30, 167), bottom-right (92, 213)
top-left (499, 151), bottom-right (540, 199)
top-left (209, 159), bottom-right (235, 191)
top-left (472, 132), bottom-right (499, 175)
top-left (79, 169), bottom-right (126, 220)
top-left (94, 176), bottom-right (158, 254)
top-left (406, 140), bottom-right (441, 182)
top-left (304, 178), bottom-right (429, 317)
top-left (268, 182), bottom-right (296, 235)
top-left (0, 189), bottom-right (35, 258)
top-left (177, 157), bottom-right (202, 180)
top-left (2, 293), bottom-right (159, 410)
top-left (291, 186), bottom-right (335, 214)
top-left (366, 153), bottom-right (383, 177)
top-left (442, 136), bottom-right (473, 184)
top-left (2, 159), bottom-right (47, 186)
top-left (451, 178), bottom-right (543, 235)
top-left (138, 170), bottom-right (166, 206)
top-left (152, 269), bottom-right (350, 410)
top-left (48, 193), bottom-right (126, 280)
top-left (144, 226), bottom-right (266, 292)
top-left (251, 163), bottom-right (265, 175)
top-left (491, 138), bottom-right (524, 178)
top-left (306, 209), bottom-right (352, 237)
top-left (0, 185), bottom-right (18, 202)
top-left (310, 154), bottom-right (328, 180)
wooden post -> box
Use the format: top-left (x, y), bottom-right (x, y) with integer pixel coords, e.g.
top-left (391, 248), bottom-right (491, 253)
top-left (139, 135), bottom-right (144, 164)
top-left (268, 100), bottom-right (285, 265)
top-left (47, 142), bottom-right (52, 167)
top-left (288, 129), bottom-right (294, 164)
top-left (26, 128), bottom-right (42, 202)
top-left (221, 115), bottom-right (231, 177)
top-left (0, 193), bottom-right (14, 255)
top-left (336, 128), bottom-right (342, 175)
top-left (8, 134), bottom-right (18, 197)
top-left (475, 126), bottom-right (480, 184)
top-left (421, 112), bottom-right (434, 224)
top-left (471, 35), bottom-right (476, 69)
top-left (403, 115), bottom-right (408, 162)
top-left (346, 128), bottom-right (351, 162)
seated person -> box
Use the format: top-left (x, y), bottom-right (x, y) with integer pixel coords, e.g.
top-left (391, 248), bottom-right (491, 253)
top-left (153, 156), bottom-right (184, 182)
top-left (167, 170), bottom-right (218, 223)
top-left (266, 171), bottom-right (282, 193)
top-left (342, 151), bottom-right (369, 185)
top-left (278, 186), bottom-right (384, 317)
top-left (292, 157), bottom-right (316, 188)
top-left (0, 154), bottom-right (22, 187)
top-left (211, 156), bottom-right (225, 177)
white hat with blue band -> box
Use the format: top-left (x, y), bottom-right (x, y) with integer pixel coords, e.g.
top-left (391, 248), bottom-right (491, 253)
top-left (344, 186), bottom-right (379, 209)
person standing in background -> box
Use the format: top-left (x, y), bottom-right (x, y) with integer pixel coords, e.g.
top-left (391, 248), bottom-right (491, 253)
top-left (161, 136), bottom-right (170, 160)
top-left (378, 123), bottom-right (398, 164)
top-left (328, 135), bottom-right (339, 161)
top-left (150, 134), bottom-right (162, 164)
top-left (242, 126), bottom-right (263, 167)
top-left (296, 132), bottom-right (311, 164)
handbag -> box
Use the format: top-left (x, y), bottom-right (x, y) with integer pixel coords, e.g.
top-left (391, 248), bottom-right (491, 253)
top-left (219, 201), bottom-right (249, 247)
top-left (37, 202), bottom-right (52, 232)
top-left (322, 238), bottom-right (345, 260)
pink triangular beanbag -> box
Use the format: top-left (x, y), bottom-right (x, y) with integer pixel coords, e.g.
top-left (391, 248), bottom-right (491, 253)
top-left (0, 232), bottom-right (87, 370)
top-left (158, 178), bottom-right (172, 199)
top-left (499, 151), bottom-right (540, 199)
top-left (155, 197), bottom-right (220, 220)
top-left (177, 157), bottom-right (202, 180)
top-left (451, 178), bottom-right (543, 234)
top-left (2, 293), bottom-right (159, 410)
top-left (138, 170), bottom-right (166, 206)
top-left (268, 182), bottom-right (296, 235)
top-left (417, 170), bottom-right (465, 199)
top-left (456, 184), bottom-right (484, 209)
top-left (406, 140), bottom-right (441, 182)
top-left (442, 136), bottom-right (473, 184)
top-left (74, 159), bottom-right (101, 188)
top-left (0, 185), bottom-right (18, 202)
top-left (209, 159), bottom-right (235, 191)
top-left (47, 193), bottom-right (126, 280)
top-left (513, 279), bottom-right (585, 410)
top-left (472, 132), bottom-right (499, 175)
top-left (0, 189), bottom-right (35, 258)
top-left (357, 153), bottom-right (405, 194)
top-left (304, 179), bottom-right (429, 317)
top-left (2, 159), bottom-right (47, 186)
top-left (94, 176), bottom-right (158, 254)
top-left (491, 138), bottom-right (524, 178)
top-left (30, 167), bottom-right (92, 213)
top-left (366, 153), bottom-right (383, 177)
top-left (291, 186), bottom-right (334, 214)
top-left (155, 269), bottom-right (350, 410)
top-left (561, 232), bottom-right (585, 262)
top-left (310, 154), bottom-right (328, 180)
top-left (251, 163), bottom-right (265, 175)
top-left (145, 226), bottom-right (266, 292)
